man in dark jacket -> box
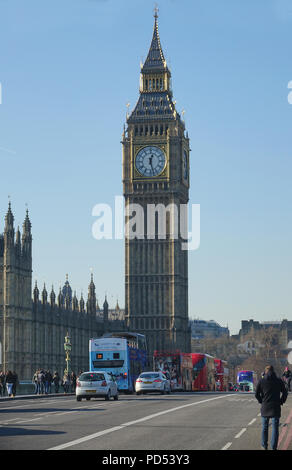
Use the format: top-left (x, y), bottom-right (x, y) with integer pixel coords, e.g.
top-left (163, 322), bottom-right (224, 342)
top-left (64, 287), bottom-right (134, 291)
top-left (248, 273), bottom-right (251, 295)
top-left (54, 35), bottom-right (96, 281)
top-left (255, 365), bottom-right (288, 450)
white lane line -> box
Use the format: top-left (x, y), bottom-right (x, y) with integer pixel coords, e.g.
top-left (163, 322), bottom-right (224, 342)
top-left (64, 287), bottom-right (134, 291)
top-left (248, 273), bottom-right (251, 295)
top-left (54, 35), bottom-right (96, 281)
top-left (14, 417), bottom-right (43, 424)
top-left (248, 418), bottom-right (257, 426)
top-left (48, 394), bottom-right (233, 450)
top-left (235, 428), bottom-right (246, 439)
top-left (221, 442), bottom-right (232, 450)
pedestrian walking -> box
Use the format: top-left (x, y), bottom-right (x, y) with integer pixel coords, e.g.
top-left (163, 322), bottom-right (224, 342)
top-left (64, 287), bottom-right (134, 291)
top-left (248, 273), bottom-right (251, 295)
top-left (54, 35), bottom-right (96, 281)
top-left (62, 373), bottom-right (70, 393)
top-left (37, 369), bottom-right (45, 394)
top-left (5, 370), bottom-right (14, 397)
top-left (282, 367), bottom-right (292, 392)
top-left (45, 370), bottom-right (52, 394)
top-left (33, 370), bottom-right (38, 394)
top-left (70, 372), bottom-right (76, 392)
top-left (12, 371), bottom-right (18, 397)
top-left (255, 365), bottom-right (288, 450)
top-left (53, 371), bottom-right (60, 393)
top-left (0, 372), bottom-right (5, 397)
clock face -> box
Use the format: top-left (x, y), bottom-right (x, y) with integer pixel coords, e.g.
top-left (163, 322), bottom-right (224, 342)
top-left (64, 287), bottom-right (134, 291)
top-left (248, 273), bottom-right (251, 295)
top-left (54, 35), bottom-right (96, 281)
top-left (135, 146), bottom-right (166, 177)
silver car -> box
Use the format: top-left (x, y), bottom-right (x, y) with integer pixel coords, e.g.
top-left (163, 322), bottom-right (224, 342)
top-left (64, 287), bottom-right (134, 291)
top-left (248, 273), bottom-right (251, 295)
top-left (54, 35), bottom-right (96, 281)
top-left (135, 371), bottom-right (171, 395)
top-left (76, 371), bottom-right (118, 401)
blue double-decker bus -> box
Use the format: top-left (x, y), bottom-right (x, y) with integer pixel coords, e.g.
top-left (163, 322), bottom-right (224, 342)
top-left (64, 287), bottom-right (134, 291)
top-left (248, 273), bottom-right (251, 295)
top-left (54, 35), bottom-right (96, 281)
top-left (237, 370), bottom-right (257, 392)
top-left (89, 332), bottom-right (147, 393)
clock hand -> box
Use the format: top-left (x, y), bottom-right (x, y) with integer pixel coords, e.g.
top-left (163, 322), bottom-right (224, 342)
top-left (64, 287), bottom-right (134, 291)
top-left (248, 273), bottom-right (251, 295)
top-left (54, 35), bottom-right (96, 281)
top-left (149, 155), bottom-right (154, 175)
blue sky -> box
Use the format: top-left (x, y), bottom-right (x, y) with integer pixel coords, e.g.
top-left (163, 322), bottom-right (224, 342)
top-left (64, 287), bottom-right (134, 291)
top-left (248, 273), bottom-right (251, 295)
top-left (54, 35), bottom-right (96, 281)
top-left (0, 0), bottom-right (291, 335)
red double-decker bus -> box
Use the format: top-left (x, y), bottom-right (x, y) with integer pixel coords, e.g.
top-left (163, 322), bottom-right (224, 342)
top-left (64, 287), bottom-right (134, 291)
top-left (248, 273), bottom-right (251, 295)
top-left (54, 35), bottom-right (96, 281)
top-left (153, 350), bottom-right (183, 391)
top-left (190, 353), bottom-right (216, 391)
top-left (214, 358), bottom-right (229, 391)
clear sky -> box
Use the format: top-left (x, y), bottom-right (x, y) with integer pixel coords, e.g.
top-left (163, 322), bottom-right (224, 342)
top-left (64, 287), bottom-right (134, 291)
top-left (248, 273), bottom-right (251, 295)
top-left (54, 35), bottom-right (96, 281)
top-left (0, 0), bottom-right (291, 335)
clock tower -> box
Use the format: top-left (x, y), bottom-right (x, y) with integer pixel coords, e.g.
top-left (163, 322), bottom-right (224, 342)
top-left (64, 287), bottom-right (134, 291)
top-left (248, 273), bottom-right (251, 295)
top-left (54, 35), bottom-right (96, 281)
top-left (122, 11), bottom-right (191, 361)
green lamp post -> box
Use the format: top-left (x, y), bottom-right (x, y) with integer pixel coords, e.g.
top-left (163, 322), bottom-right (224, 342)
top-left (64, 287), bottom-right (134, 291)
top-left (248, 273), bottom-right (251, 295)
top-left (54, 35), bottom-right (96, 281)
top-left (64, 331), bottom-right (72, 376)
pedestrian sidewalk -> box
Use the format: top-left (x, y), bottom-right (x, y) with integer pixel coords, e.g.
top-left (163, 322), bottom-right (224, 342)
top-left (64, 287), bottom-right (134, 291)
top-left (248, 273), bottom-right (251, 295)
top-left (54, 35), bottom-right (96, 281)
top-left (0, 392), bottom-right (75, 402)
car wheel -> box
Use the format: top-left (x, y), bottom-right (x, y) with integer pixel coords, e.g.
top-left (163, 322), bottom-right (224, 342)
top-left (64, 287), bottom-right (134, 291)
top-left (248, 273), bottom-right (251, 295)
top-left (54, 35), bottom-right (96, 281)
top-left (105, 391), bottom-right (110, 401)
top-left (136, 391), bottom-right (141, 395)
top-left (161, 387), bottom-right (165, 395)
top-left (86, 397), bottom-right (91, 401)
top-left (76, 396), bottom-right (82, 402)
top-left (114, 392), bottom-right (119, 401)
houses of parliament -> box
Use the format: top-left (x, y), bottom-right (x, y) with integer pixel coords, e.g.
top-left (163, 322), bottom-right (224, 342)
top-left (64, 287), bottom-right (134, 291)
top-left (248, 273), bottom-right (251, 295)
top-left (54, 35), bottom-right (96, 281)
top-left (0, 204), bottom-right (125, 379)
top-left (0, 12), bottom-right (191, 379)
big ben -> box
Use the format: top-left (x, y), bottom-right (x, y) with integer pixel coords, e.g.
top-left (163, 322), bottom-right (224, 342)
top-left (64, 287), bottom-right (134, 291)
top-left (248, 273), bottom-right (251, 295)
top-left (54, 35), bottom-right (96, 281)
top-left (122, 10), bottom-right (191, 361)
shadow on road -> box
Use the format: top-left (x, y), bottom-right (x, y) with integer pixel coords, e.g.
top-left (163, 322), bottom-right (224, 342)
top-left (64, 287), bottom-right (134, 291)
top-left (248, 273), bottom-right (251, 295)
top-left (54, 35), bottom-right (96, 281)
top-left (0, 407), bottom-right (106, 414)
top-left (0, 426), bottom-right (66, 438)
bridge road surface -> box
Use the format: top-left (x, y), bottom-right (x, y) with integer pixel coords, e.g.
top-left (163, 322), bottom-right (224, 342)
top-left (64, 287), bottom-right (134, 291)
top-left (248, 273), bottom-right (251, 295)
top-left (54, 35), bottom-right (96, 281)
top-left (0, 392), bottom-right (292, 451)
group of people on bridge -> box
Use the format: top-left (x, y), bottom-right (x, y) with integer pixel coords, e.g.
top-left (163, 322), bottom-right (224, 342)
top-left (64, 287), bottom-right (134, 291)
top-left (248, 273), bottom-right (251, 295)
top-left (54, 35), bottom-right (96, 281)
top-left (32, 370), bottom-right (79, 394)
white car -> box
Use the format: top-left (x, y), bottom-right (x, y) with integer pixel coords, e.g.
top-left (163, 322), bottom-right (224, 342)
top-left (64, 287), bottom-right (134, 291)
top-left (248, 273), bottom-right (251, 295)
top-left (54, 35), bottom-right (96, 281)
top-left (76, 371), bottom-right (118, 401)
top-left (135, 371), bottom-right (171, 395)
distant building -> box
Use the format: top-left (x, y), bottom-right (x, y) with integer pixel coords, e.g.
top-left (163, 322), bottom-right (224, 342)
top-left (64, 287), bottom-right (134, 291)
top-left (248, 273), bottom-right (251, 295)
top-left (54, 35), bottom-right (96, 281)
top-left (239, 319), bottom-right (292, 350)
top-left (190, 319), bottom-right (229, 340)
top-left (237, 339), bottom-right (264, 355)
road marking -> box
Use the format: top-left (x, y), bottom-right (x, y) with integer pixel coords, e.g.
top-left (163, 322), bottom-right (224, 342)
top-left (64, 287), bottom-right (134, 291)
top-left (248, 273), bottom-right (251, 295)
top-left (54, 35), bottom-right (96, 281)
top-left (248, 418), bottom-right (256, 426)
top-left (221, 442), bottom-right (232, 450)
top-left (234, 428), bottom-right (246, 439)
top-left (14, 417), bottom-right (43, 424)
top-left (48, 394), bottom-right (233, 450)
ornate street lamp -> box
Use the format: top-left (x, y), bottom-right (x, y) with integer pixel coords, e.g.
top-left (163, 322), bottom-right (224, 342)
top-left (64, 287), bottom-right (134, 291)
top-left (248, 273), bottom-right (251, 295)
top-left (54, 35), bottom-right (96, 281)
top-left (64, 331), bottom-right (72, 376)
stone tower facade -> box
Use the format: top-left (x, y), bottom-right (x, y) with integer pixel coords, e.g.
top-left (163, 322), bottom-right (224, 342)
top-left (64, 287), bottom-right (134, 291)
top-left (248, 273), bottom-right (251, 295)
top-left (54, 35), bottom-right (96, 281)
top-left (122, 13), bottom-right (191, 360)
top-left (0, 204), bottom-right (33, 378)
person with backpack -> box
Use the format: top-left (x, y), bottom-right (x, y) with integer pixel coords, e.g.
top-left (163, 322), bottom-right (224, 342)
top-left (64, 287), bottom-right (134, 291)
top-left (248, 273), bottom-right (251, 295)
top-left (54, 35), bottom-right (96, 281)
top-left (255, 365), bottom-right (288, 450)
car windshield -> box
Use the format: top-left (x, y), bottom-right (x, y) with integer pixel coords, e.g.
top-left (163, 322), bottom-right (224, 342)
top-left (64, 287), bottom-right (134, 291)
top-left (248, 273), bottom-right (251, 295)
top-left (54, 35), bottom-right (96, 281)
top-left (79, 373), bottom-right (105, 382)
top-left (140, 373), bottom-right (160, 379)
